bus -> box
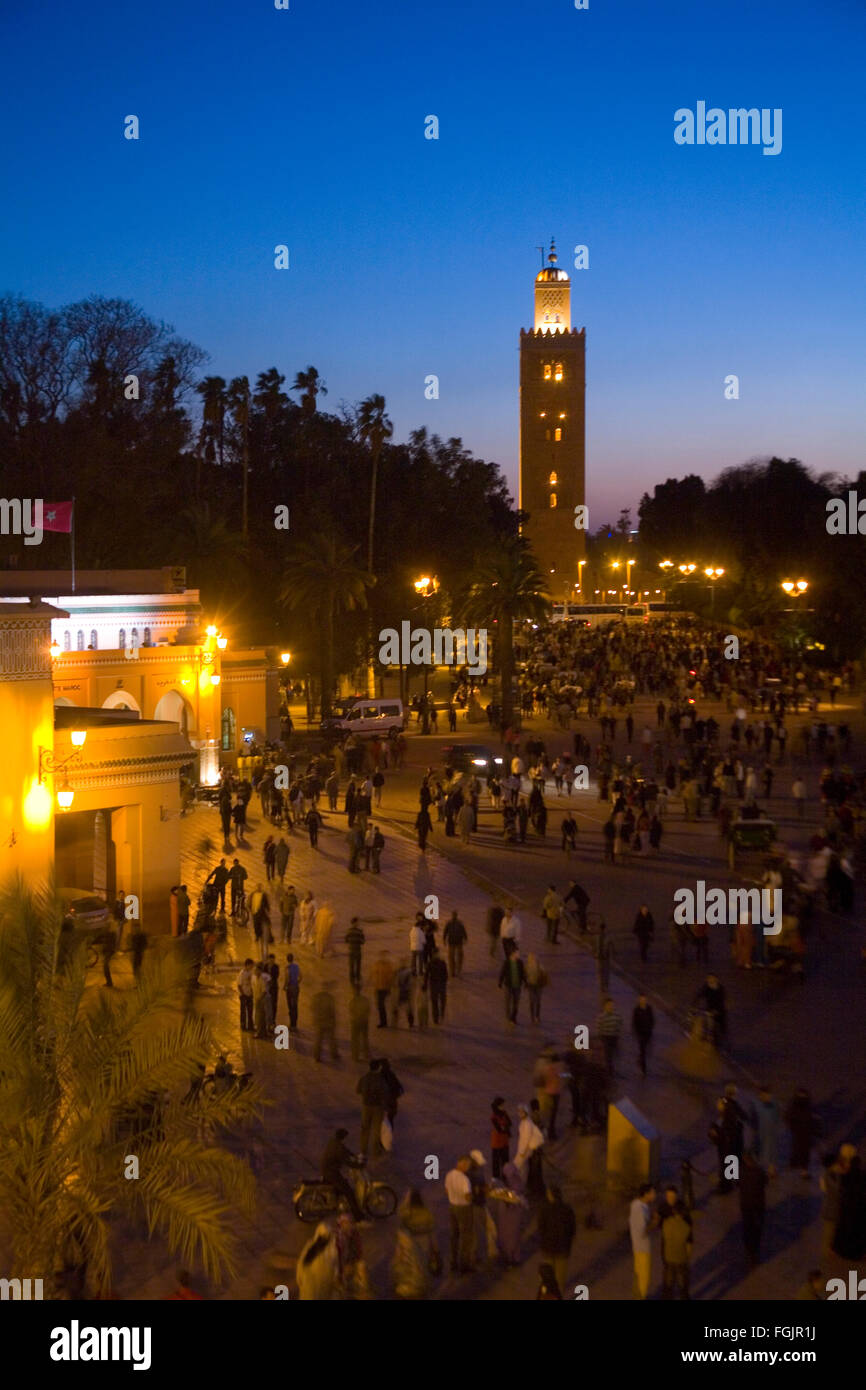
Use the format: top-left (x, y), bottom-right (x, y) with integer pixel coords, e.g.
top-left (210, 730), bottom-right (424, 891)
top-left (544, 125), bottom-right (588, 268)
top-left (550, 603), bottom-right (627, 627)
top-left (625, 602), bottom-right (688, 621)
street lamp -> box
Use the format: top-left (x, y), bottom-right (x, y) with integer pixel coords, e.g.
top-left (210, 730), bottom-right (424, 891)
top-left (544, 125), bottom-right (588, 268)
top-left (38, 730), bottom-right (87, 810)
top-left (577, 559), bottom-right (586, 594)
top-left (678, 563), bottom-right (696, 576)
top-left (705, 566), bottom-right (725, 614)
top-left (412, 575), bottom-right (439, 733)
top-left (781, 579), bottom-right (809, 597)
top-left (280, 651), bottom-right (292, 666)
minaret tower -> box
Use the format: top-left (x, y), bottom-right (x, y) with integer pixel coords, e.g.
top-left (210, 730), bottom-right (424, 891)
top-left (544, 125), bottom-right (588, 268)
top-left (519, 239), bottom-right (586, 597)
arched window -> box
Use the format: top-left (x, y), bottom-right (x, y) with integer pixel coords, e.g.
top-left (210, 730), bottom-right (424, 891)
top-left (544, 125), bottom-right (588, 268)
top-left (221, 707), bottom-right (237, 752)
top-left (550, 493), bottom-right (558, 508)
top-left (143, 626), bottom-right (152, 647)
top-left (555, 427), bottom-right (562, 442)
top-left (76, 630), bottom-right (84, 651)
top-left (548, 471), bottom-right (558, 485)
top-left (545, 429), bottom-right (551, 442)
top-left (89, 629), bottom-right (98, 650)
top-left (130, 627), bottom-right (139, 648)
top-left (118, 628), bottom-right (126, 650)
top-left (554, 363), bottom-right (563, 381)
top-left (543, 364), bottom-right (552, 380)
top-left (63, 630), bottom-right (71, 651)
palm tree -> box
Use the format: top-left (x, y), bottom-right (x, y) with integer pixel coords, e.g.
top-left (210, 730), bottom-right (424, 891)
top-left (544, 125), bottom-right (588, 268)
top-left (195, 376), bottom-right (228, 484)
top-left (0, 877), bottom-right (261, 1297)
top-left (173, 501), bottom-right (247, 601)
top-left (357, 394), bottom-right (393, 578)
top-left (226, 376), bottom-right (251, 543)
top-left (357, 394), bottom-right (393, 696)
top-left (290, 366), bottom-right (328, 417)
top-left (280, 534), bottom-right (374, 718)
top-left (464, 537), bottom-right (551, 729)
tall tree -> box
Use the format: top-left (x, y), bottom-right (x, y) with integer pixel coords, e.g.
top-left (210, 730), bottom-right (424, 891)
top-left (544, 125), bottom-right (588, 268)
top-left (280, 535), bottom-right (374, 718)
top-left (290, 366), bottom-right (327, 417)
top-left (465, 537), bottom-right (550, 727)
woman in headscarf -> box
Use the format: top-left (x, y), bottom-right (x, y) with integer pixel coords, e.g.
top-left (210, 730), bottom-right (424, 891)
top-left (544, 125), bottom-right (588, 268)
top-left (490, 1096), bottom-right (512, 1178)
top-left (391, 1190), bottom-right (438, 1299)
top-left (297, 1222), bottom-right (338, 1301)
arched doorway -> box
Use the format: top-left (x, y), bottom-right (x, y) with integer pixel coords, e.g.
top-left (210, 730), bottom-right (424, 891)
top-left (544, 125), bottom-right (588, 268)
top-left (101, 689), bottom-right (141, 714)
top-left (54, 696), bottom-right (76, 708)
top-left (153, 689), bottom-right (193, 737)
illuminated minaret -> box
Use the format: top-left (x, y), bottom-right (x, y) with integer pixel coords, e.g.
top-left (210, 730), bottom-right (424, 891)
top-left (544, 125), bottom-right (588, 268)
top-left (519, 239), bottom-right (586, 597)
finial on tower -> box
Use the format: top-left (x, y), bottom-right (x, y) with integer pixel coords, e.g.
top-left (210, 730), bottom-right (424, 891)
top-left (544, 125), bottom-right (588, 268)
top-left (548, 238), bottom-right (558, 264)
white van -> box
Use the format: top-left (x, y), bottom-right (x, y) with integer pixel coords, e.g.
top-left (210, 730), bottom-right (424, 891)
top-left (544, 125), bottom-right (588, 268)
top-left (321, 698), bottom-right (406, 738)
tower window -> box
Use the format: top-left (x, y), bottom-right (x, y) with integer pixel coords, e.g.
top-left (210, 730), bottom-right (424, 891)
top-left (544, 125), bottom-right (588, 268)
top-left (543, 364), bottom-right (552, 380)
top-left (550, 493), bottom-right (558, 508)
top-left (76, 630), bottom-right (84, 651)
top-left (558, 412), bottom-right (566, 419)
top-left (89, 629), bottom-right (98, 650)
top-left (555, 428), bottom-right (562, 442)
top-left (554, 364), bottom-right (563, 381)
top-left (63, 630), bottom-right (71, 651)
top-left (548, 472), bottom-right (558, 485)
top-left (545, 429), bottom-right (551, 441)
top-left (118, 628), bottom-right (126, 649)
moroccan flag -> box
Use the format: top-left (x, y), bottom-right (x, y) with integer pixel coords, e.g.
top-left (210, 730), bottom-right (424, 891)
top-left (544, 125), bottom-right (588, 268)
top-left (42, 501), bottom-right (74, 533)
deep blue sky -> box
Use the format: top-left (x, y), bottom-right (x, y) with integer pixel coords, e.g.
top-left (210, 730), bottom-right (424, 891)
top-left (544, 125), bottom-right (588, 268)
top-left (2, 0), bottom-right (864, 521)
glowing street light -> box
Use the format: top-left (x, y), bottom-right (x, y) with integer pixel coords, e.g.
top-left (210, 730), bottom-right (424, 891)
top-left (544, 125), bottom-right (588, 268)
top-left (280, 651), bottom-right (292, 666)
top-left (704, 566), bottom-right (725, 613)
top-left (781, 579), bottom-right (809, 596)
top-left (678, 563), bottom-right (696, 575)
top-left (412, 575), bottom-right (439, 732)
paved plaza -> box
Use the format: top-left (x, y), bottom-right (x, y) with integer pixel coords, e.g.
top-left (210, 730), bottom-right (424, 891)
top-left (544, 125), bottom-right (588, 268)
top-left (96, 687), bottom-right (866, 1300)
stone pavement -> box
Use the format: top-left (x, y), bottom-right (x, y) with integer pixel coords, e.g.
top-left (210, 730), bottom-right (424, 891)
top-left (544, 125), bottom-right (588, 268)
top-left (101, 694), bottom-right (866, 1298)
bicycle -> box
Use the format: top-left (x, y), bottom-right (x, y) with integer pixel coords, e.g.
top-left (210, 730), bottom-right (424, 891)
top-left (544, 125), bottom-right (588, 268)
top-left (293, 1163), bottom-right (397, 1223)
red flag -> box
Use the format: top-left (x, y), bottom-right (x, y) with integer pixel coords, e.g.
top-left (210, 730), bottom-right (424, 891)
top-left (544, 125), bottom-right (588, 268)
top-left (41, 501), bottom-right (74, 533)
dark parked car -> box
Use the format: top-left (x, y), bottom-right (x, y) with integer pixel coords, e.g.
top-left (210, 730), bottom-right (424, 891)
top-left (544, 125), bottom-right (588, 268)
top-left (442, 744), bottom-right (504, 779)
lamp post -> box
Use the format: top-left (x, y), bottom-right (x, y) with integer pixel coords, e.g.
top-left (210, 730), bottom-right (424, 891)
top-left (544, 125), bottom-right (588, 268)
top-left (577, 559), bottom-right (586, 595)
top-left (704, 566), bottom-right (725, 613)
top-left (413, 575), bottom-right (439, 735)
top-left (38, 729), bottom-right (87, 811)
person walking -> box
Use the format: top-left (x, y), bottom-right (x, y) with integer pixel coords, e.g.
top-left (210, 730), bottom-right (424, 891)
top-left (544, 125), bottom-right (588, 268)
top-left (252, 963), bottom-right (270, 1038)
top-left (490, 1097), bottom-right (512, 1179)
top-left (630, 1183), bottom-right (656, 1299)
top-left (785, 1087), bottom-right (819, 1177)
top-left (524, 952), bottom-right (548, 1024)
top-left (443, 910), bottom-right (467, 979)
top-left (279, 884), bottom-right (298, 944)
top-left (326, 770), bottom-right (339, 812)
top-left (275, 836), bottom-right (290, 883)
top-left (372, 768), bottom-right (385, 807)
top-left (564, 879), bottom-right (590, 933)
top-left (100, 922), bottom-right (118, 987)
top-left (172, 884), bottom-right (191, 936)
top-left (632, 905), bottom-right (655, 963)
top-left (371, 825), bottom-right (384, 873)
top-left (390, 959), bottom-right (416, 1028)
top-left (283, 953), bottom-right (301, 1030)
top-left (349, 985), bottom-right (371, 1061)
top-left (597, 997), bottom-right (623, 1075)
top-left (266, 953), bottom-right (279, 1023)
top-left (753, 1084), bottom-right (781, 1177)
top-left (542, 885), bottom-right (564, 945)
top-left (372, 950), bottom-right (395, 1028)
top-left (205, 858), bottom-right (230, 912)
top-left (426, 948), bottom-right (448, 1024)
top-left (486, 903), bottom-right (505, 957)
top-left (380, 1057), bottom-right (405, 1135)
top-left (229, 859), bottom-right (248, 917)
top-left (658, 1185), bottom-right (693, 1299)
top-left (415, 806), bottom-right (433, 850)
top-left (537, 1186), bottom-right (576, 1293)
top-left (515, 1104), bottom-right (545, 1201)
top-left (311, 982), bottom-right (339, 1063)
top-left (632, 993), bottom-right (655, 1076)
top-left (792, 775), bottom-right (806, 819)
top-left (409, 918), bottom-right (425, 975)
top-left (344, 916), bottom-right (365, 986)
top-left (306, 804), bottom-right (322, 849)
top-left (445, 1157), bottom-right (475, 1274)
top-left (357, 1059), bottom-right (388, 1158)
top-left (314, 900), bottom-right (336, 957)
top-left (500, 907), bottom-right (521, 957)
top-left (594, 920), bottom-right (614, 994)
top-left (237, 957), bottom-right (255, 1032)
top-left (499, 949), bottom-right (526, 1024)
top-left (391, 1190), bottom-right (439, 1299)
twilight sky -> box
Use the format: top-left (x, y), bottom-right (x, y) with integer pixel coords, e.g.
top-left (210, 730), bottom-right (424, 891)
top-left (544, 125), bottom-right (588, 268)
top-left (1, 0), bottom-right (864, 522)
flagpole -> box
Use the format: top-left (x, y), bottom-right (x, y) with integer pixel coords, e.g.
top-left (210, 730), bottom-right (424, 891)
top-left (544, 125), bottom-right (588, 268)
top-left (71, 497), bottom-right (76, 594)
